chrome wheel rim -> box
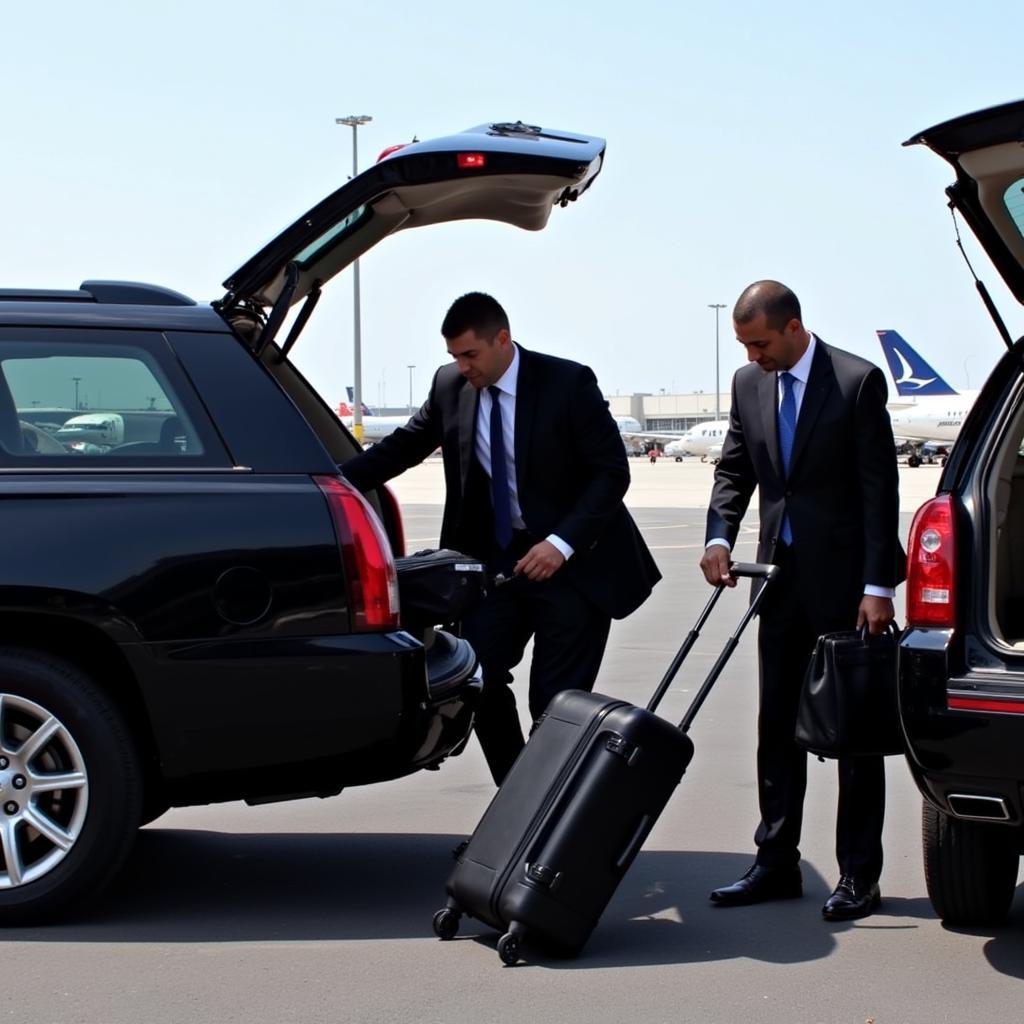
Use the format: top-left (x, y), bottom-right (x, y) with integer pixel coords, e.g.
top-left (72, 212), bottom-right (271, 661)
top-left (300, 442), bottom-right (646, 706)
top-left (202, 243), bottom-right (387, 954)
top-left (0, 693), bottom-right (89, 888)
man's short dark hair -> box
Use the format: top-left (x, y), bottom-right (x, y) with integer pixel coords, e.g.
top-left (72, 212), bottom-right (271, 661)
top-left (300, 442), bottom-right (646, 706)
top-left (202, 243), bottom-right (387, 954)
top-left (733, 280), bottom-right (802, 331)
top-left (441, 292), bottom-right (510, 340)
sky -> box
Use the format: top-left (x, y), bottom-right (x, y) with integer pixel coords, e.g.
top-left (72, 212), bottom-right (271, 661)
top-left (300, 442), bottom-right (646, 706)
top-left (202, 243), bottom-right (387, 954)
top-left (3, 1), bottom-right (1023, 412)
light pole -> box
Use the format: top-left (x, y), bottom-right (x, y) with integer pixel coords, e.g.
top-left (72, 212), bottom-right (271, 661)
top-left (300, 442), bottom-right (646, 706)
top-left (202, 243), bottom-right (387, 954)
top-left (71, 376), bottom-right (82, 411)
top-left (708, 303), bottom-right (727, 422)
top-left (335, 114), bottom-right (373, 441)
top-left (407, 364), bottom-right (416, 412)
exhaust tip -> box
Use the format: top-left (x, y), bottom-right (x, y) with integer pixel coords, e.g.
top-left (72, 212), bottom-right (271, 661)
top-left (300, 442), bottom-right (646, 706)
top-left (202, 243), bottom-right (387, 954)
top-left (947, 793), bottom-right (1011, 821)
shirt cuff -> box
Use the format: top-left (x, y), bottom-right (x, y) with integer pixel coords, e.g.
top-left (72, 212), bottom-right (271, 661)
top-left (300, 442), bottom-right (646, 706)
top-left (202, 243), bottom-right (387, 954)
top-left (706, 538), bottom-right (731, 551)
top-left (864, 585), bottom-right (896, 599)
top-left (547, 534), bottom-right (574, 560)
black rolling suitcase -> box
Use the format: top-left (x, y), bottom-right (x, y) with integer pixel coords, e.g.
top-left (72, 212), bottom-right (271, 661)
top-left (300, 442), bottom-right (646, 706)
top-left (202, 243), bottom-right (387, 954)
top-left (432, 562), bottom-right (778, 964)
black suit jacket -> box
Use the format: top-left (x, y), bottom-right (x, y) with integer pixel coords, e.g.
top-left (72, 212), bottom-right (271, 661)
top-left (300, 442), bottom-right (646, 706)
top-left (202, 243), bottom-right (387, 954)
top-left (343, 345), bottom-right (660, 620)
top-left (706, 338), bottom-right (904, 629)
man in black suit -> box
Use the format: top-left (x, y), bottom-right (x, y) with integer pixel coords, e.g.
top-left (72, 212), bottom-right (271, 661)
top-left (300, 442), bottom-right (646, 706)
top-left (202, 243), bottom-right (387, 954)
top-left (343, 292), bottom-right (660, 784)
top-left (699, 281), bottom-right (903, 921)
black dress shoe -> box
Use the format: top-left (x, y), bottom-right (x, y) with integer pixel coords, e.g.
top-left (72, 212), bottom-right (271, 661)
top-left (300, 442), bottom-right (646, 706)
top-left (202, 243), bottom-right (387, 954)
top-left (822, 875), bottom-right (881, 921)
top-left (709, 864), bottom-right (803, 906)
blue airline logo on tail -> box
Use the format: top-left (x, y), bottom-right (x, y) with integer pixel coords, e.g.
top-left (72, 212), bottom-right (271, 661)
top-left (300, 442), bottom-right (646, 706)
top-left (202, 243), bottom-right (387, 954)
top-left (876, 330), bottom-right (958, 397)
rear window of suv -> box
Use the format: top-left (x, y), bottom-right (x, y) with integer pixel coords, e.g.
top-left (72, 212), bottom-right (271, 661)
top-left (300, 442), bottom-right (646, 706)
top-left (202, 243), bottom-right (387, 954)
top-left (1004, 177), bottom-right (1024, 240)
top-left (0, 330), bottom-right (224, 467)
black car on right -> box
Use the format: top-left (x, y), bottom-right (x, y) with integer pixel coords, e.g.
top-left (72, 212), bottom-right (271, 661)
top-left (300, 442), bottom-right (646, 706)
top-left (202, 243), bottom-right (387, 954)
top-left (900, 98), bottom-right (1024, 926)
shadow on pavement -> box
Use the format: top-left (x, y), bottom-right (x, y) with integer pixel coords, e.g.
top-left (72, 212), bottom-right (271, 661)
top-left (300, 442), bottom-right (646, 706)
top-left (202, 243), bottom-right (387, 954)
top-left (550, 854), bottom-right (932, 970)
top-left (2, 828), bottom-right (981, 972)
top-left (947, 901), bottom-right (1024, 981)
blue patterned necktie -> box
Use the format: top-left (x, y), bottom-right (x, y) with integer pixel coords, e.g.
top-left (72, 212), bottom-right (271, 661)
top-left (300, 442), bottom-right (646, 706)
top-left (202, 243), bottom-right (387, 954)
top-left (778, 371), bottom-right (797, 544)
top-left (489, 386), bottom-right (513, 548)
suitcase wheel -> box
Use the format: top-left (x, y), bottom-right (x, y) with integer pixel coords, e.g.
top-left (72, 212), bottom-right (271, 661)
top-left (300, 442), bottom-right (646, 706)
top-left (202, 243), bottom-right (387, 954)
top-left (497, 930), bottom-right (522, 966)
top-left (432, 908), bottom-right (461, 941)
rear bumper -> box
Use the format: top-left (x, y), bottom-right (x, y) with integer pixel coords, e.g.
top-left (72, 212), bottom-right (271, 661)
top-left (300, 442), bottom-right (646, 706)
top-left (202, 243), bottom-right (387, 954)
top-left (132, 627), bottom-right (481, 794)
top-left (900, 627), bottom-right (1024, 828)
top-left (409, 637), bottom-right (482, 769)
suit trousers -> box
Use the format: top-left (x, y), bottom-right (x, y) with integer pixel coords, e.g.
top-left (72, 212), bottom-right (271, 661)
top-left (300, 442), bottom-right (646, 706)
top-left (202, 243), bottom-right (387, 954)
top-left (460, 537), bottom-right (612, 785)
top-left (753, 543), bottom-right (886, 883)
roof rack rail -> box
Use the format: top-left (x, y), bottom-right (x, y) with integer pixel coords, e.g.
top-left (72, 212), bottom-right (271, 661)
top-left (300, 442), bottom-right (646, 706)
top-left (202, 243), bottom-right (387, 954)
top-left (80, 281), bottom-right (196, 305)
top-left (0, 281), bottom-right (196, 306)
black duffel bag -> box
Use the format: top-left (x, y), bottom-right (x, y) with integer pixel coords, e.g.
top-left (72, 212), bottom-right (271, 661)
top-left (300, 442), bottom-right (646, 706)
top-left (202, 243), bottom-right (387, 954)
top-left (794, 623), bottom-right (904, 759)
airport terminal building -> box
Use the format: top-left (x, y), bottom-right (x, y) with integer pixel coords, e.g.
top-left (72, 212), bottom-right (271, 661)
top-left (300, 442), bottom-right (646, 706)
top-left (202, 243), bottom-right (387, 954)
top-left (606, 392), bottom-right (732, 433)
top-left (364, 391), bottom-right (733, 434)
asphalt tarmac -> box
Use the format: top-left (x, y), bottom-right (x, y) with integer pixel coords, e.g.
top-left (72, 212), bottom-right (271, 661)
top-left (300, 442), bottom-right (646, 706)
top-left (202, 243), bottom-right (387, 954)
top-left (8, 459), bottom-right (1023, 1024)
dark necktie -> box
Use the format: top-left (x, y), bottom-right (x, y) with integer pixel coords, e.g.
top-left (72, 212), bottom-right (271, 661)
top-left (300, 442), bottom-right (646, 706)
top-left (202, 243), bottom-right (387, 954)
top-left (778, 371), bottom-right (797, 544)
top-left (489, 386), bottom-right (513, 548)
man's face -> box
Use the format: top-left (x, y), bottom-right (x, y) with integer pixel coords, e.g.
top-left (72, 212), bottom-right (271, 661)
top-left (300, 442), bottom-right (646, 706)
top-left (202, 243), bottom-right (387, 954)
top-left (446, 328), bottom-right (513, 389)
top-left (734, 313), bottom-right (806, 373)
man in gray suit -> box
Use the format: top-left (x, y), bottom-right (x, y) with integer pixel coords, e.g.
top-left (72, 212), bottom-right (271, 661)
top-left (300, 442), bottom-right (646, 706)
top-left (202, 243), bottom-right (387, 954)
top-left (700, 280), bottom-right (904, 921)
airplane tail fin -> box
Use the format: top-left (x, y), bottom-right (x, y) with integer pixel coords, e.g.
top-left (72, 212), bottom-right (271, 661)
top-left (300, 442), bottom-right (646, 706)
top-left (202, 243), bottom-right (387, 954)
top-left (876, 330), bottom-right (958, 397)
top-left (337, 401), bottom-right (353, 417)
top-left (344, 386), bottom-right (372, 415)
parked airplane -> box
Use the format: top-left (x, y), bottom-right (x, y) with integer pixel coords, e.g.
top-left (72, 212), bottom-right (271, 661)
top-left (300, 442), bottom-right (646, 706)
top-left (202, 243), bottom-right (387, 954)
top-left (611, 415), bottom-right (645, 454)
top-left (336, 400), bottom-right (413, 442)
top-left (665, 419), bottom-right (730, 461)
top-left (876, 330), bottom-right (979, 465)
top-left (335, 400), bottom-right (671, 451)
top-left (613, 414), bottom-right (693, 456)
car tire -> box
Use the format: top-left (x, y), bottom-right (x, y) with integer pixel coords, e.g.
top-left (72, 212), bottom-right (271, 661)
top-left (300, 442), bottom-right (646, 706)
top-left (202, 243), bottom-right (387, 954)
top-left (922, 799), bottom-right (1020, 926)
top-left (0, 649), bottom-right (142, 924)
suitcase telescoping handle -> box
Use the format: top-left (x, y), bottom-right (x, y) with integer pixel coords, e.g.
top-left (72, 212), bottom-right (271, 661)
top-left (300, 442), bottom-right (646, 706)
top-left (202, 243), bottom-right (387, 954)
top-left (645, 562), bottom-right (779, 733)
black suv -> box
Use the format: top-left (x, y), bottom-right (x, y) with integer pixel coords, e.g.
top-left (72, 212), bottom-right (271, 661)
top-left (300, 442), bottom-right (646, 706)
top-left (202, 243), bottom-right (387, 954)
top-left (900, 99), bottom-right (1024, 925)
top-left (0, 122), bottom-right (605, 923)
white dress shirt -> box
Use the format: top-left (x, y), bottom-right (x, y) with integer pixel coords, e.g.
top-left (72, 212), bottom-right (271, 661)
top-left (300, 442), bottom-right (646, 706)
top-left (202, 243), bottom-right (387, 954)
top-left (475, 344), bottom-right (574, 560)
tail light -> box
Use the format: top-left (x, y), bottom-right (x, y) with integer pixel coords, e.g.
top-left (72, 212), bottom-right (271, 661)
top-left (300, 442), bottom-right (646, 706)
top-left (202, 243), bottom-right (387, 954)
top-left (379, 483), bottom-right (406, 557)
top-left (315, 475), bottom-right (400, 631)
top-left (906, 494), bottom-right (957, 628)
top-left (376, 143), bottom-right (409, 162)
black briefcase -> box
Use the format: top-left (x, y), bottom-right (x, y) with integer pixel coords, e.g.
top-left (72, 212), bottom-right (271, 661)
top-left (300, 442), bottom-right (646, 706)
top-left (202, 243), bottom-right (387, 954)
top-left (794, 624), bottom-right (904, 758)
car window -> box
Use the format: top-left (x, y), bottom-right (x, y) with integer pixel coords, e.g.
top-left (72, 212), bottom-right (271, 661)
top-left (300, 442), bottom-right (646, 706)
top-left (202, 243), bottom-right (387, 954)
top-left (0, 335), bottom-right (210, 464)
top-left (1004, 177), bottom-right (1024, 241)
top-left (294, 205), bottom-right (371, 267)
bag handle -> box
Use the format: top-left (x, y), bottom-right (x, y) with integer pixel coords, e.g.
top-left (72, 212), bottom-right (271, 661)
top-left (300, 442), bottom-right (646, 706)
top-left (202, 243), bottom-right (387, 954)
top-left (857, 620), bottom-right (902, 642)
top-left (675, 563), bottom-right (779, 732)
top-left (645, 562), bottom-right (779, 725)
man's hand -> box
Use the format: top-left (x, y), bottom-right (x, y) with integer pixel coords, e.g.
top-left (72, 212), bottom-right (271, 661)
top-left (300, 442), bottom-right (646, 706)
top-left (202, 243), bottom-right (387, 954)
top-left (699, 544), bottom-right (735, 587)
top-left (857, 595), bottom-right (894, 634)
top-left (515, 540), bottom-right (566, 582)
